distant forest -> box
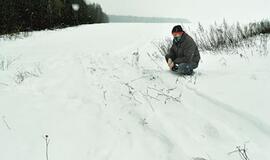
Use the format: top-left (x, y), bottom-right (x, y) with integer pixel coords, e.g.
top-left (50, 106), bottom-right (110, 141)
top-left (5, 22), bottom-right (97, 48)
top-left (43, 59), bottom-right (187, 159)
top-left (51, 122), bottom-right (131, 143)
top-left (0, 0), bottom-right (108, 35)
top-left (109, 15), bottom-right (190, 23)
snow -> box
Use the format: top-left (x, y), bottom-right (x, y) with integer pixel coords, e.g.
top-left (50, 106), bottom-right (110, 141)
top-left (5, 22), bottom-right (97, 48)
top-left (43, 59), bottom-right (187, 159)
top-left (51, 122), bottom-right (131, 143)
top-left (0, 23), bottom-right (270, 160)
top-left (72, 4), bottom-right (80, 11)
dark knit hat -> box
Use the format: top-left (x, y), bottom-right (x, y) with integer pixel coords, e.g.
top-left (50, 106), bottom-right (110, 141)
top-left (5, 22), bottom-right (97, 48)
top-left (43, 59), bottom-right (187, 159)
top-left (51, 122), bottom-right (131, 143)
top-left (172, 25), bottom-right (183, 33)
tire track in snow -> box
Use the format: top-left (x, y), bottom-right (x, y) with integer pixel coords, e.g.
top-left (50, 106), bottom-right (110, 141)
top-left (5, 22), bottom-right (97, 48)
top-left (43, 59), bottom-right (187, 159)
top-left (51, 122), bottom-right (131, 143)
top-left (185, 84), bottom-right (270, 137)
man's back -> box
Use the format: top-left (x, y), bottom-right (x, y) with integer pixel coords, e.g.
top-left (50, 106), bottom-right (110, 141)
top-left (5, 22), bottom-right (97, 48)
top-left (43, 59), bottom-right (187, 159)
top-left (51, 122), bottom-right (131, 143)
top-left (169, 32), bottom-right (200, 66)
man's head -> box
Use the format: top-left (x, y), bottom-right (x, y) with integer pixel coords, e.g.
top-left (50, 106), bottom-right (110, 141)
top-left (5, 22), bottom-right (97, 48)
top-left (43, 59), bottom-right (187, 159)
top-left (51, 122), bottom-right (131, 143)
top-left (172, 25), bottom-right (184, 42)
top-left (172, 25), bottom-right (183, 35)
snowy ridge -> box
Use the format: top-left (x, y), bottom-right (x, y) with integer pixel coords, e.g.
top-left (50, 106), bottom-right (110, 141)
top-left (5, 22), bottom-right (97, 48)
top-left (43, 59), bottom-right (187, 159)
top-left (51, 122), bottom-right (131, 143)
top-left (0, 23), bottom-right (270, 160)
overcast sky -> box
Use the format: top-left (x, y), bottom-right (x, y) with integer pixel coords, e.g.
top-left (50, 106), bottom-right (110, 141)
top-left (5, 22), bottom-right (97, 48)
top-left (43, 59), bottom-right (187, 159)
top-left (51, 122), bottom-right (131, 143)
top-left (88, 0), bottom-right (270, 23)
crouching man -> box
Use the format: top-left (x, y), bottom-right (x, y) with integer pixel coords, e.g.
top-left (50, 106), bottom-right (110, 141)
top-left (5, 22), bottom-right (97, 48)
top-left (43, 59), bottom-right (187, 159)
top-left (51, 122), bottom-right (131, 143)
top-left (165, 25), bottom-right (200, 75)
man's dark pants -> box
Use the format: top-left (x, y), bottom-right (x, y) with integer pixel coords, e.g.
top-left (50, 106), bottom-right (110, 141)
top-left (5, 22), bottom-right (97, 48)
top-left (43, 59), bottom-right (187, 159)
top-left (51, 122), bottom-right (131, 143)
top-left (172, 63), bottom-right (198, 75)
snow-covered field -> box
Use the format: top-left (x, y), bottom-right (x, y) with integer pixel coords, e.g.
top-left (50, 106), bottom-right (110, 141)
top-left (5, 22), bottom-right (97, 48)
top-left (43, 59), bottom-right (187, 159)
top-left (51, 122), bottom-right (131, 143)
top-left (0, 23), bottom-right (270, 160)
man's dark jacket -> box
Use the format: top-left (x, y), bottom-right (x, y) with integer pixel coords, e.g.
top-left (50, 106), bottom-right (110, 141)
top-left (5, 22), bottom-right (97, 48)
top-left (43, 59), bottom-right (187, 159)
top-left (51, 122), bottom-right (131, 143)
top-left (165, 32), bottom-right (200, 67)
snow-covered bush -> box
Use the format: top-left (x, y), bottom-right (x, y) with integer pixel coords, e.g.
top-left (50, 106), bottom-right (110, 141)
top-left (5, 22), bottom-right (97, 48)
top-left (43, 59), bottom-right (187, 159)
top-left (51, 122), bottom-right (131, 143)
top-left (0, 56), bottom-right (17, 71)
top-left (14, 64), bottom-right (42, 84)
top-left (0, 31), bottom-right (30, 41)
top-left (153, 37), bottom-right (173, 56)
top-left (155, 19), bottom-right (270, 56)
top-left (193, 19), bottom-right (270, 51)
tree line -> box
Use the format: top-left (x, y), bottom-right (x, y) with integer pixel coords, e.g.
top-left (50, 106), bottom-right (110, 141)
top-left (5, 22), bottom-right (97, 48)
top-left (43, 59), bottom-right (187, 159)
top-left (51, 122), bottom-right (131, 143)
top-left (0, 0), bottom-right (109, 35)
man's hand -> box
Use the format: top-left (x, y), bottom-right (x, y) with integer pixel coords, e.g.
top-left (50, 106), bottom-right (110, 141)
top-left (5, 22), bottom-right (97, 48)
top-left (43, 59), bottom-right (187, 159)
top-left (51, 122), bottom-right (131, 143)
top-left (168, 58), bottom-right (172, 65)
top-left (169, 62), bottom-right (174, 69)
top-left (167, 58), bottom-right (174, 69)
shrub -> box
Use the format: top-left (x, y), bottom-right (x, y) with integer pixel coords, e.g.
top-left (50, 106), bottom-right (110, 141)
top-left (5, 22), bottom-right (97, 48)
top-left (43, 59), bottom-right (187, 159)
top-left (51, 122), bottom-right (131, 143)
top-left (193, 19), bottom-right (270, 51)
top-left (154, 19), bottom-right (270, 56)
top-left (153, 37), bottom-right (173, 56)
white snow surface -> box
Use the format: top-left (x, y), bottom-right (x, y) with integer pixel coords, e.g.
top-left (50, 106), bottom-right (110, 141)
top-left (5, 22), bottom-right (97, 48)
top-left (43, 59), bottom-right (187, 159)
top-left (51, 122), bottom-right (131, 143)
top-left (0, 23), bottom-right (270, 160)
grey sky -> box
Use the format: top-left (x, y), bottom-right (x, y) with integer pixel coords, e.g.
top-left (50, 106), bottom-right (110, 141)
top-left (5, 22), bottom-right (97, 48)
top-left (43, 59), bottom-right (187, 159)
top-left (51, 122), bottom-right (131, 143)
top-left (88, 0), bottom-right (270, 22)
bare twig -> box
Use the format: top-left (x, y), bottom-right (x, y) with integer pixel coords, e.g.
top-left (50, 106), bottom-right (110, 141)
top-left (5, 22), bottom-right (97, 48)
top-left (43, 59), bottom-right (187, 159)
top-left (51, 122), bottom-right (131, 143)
top-left (43, 135), bottom-right (50, 160)
top-left (147, 87), bottom-right (181, 103)
top-left (166, 87), bottom-right (177, 93)
top-left (147, 52), bottom-right (164, 71)
top-left (175, 77), bottom-right (180, 84)
top-left (142, 89), bottom-right (160, 101)
top-left (132, 51), bottom-right (140, 67)
top-left (2, 116), bottom-right (11, 130)
top-left (228, 144), bottom-right (250, 160)
top-left (14, 66), bottom-right (42, 84)
top-left (139, 118), bottom-right (149, 126)
top-left (0, 54), bottom-right (21, 71)
top-left (129, 75), bottom-right (151, 83)
top-left (156, 93), bottom-right (181, 103)
top-left (121, 94), bottom-right (143, 104)
top-left (121, 82), bottom-right (135, 94)
top-left (153, 38), bottom-right (173, 57)
top-left (121, 82), bottom-right (143, 104)
top-left (139, 91), bottom-right (155, 112)
top-left (147, 86), bottom-right (164, 93)
top-left (103, 90), bottom-right (107, 106)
